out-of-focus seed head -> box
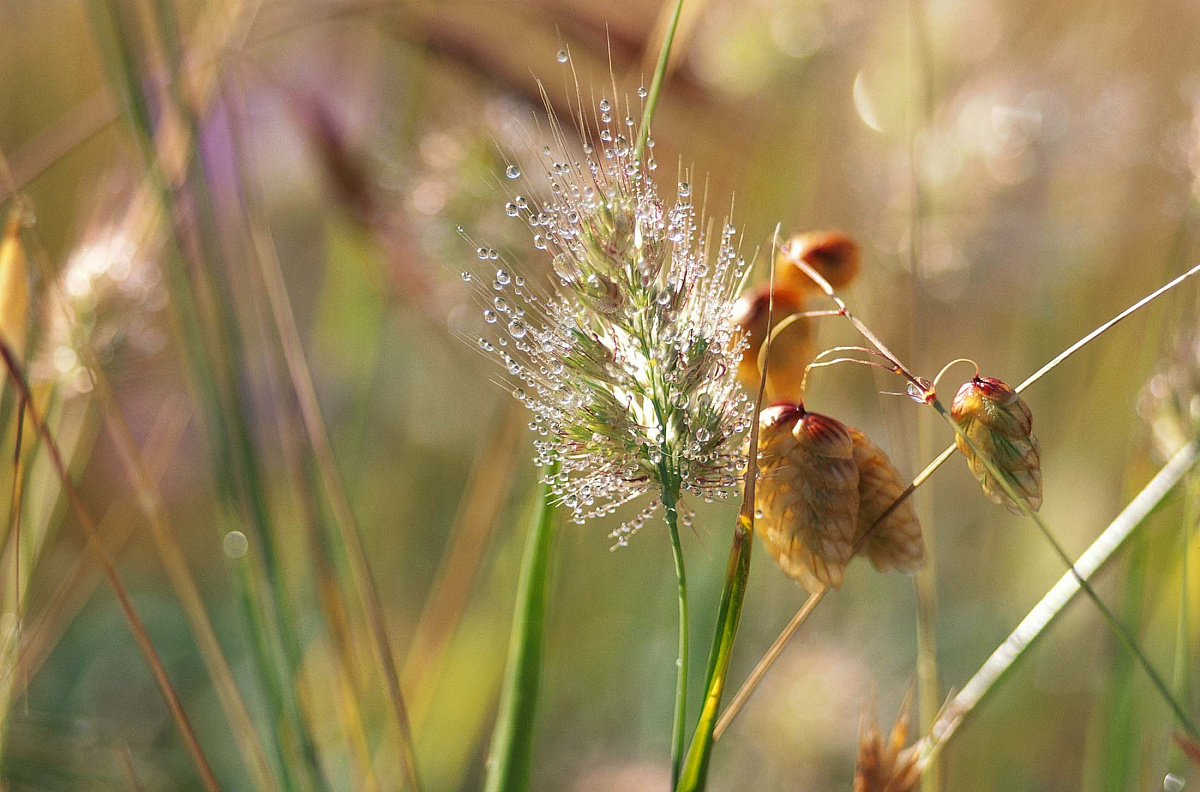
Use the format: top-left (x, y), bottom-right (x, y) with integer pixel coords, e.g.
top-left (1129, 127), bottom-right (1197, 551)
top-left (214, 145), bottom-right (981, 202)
top-left (849, 428), bottom-right (924, 573)
top-left (854, 694), bottom-right (922, 792)
top-left (466, 96), bottom-right (753, 539)
top-left (778, 230), bottom-right (861, 293)
top-left (1138, 329), bottom-right (1200, 459)
top-left (950, 376), bottom-right (1042, 515)
top-left (30, 214), bottom-right (168, 396)
top-left (754, 404), bottom-right (859, 592)
top-left (731, 283), bottom-right (814, 402)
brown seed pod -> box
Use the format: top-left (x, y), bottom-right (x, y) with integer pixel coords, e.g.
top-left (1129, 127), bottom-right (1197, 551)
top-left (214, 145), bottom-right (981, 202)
top-left (778, 230), bottom-right (862, 293)
top-left (849, 429), bottom-right (925, 573)
top-left (854, 694), bottom-right (922, 792)
top-left (732, 284), bottom-right (814, 402)
top-left (754, 404), bottom-right (859, 592)
top-left (950, 376), bottom-right (1042, 515)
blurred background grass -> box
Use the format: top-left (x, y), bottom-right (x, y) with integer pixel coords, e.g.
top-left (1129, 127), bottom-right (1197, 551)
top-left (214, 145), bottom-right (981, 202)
top-left (1, 0), bottom-right (1199, 789)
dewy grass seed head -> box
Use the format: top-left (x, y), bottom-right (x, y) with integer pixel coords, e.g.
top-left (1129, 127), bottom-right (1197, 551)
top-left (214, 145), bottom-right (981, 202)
top-left (466, 93), bottom-right (753, 540)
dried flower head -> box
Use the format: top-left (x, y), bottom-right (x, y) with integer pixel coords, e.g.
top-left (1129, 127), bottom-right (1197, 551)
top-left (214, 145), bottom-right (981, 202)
top-left (854, 694), bottom-right (922, 792)
top-left (731, 283), bottom-right (814, 402)
top-left (754, 403), bottom-right (858, 591)
top-left (465, 96), bottom-right (753, 537)
top-left (778, 230), bottom-right (861, 293)
top-left (849, 428), bottom-right (924, 573)
top-left (950, 376), bottom-right (1042, 515)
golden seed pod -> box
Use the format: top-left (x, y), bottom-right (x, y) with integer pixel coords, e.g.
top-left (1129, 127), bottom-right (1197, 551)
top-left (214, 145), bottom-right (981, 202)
top-left (732, 283), bottom-right (814, 402)
top-left (778, 230), bottom-right (862, 294)
top-left (950, 376), bottom-right (1042, 515)
top-left (849, 428), bottom-right (925, 574)
top-left (0, 209), bottom-right (30, 361)
top-left (854, 694), bottom-right (922, 792)
top-left (754, 404), bottom-right (859, 592)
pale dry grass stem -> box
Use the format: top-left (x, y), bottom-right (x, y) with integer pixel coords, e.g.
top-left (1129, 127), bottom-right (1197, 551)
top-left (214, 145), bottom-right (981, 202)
top-left (403, 401), bottom-right (523, 730)
top-left (228, 87), bottom-right (424, 791)
top-left (8, 400), bottom-right (188, 700)
top-left (16, 178), bottom-right (281, 792)
top-left (920, 438), bottom-right (1200, 761)
top-left (0, 339), bottom-right (220, 792)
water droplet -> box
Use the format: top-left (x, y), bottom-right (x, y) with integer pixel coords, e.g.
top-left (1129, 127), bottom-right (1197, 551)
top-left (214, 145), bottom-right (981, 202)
top-left (508, 319), bottom-right (528, 339)
top-left (637, 86), bottom-right (648, 98)
top-left (505, 202), bottom-right (519, 217)
top-left (223, 531), bottom-right (248, 559)
top-left (556, 49), bottom-right (569, 63)
top-left (678, 182), bottom-right (691, 198)
top-left (906, 382), bottom-right (926, 402)
top-left (599, 98), bottom-right (611, 112)
top-left (476, 246), bottom-right (489, 260)
top-left (1165, 775), bottom-right (1186, 792)
top-left (496, 269), bottom-right (511, 285)
top-left (483, 309), bottom-right (498, 323)
top-left (505, 165), bottom-right (521, 179)
top-left (461, 271), bottom-right (472, 282)
top-left (696, 428), bottom-right (711, 442)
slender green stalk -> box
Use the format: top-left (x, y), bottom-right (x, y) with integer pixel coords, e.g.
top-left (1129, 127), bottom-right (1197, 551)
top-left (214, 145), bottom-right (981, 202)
top-left (1097, 526), bottom-right (1147, 792)
top-left (675, 519), bottom-right (752, 792)
top-left (91, 4), bottom-right (325, 787)
top-left (635, 0), bottom-right (686, 160)
top-left (227, 85), bottom-right (423, 791)
top-left (660, 474), bottom-right (689, 787)
top-left (483, 470), bottom-right (560, 792)
top-left (925, 440), bottom-right (1200, 758)
top-left (1167, 474), bottom-right (1200, 777)
top-left (905, 0), bottom-right (939, 780)
top-left (931, 400), bottom-right (1200, 740)
top-left (674, 236), bottom-right (777, 792)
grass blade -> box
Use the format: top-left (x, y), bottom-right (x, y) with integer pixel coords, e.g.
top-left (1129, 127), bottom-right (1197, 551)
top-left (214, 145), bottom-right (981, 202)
top-left (932, 398), bottom-right (1199, 739)
top-left (0, 341), bottom-right (220, 792)
top-left (483, 473), bottom-right (560, 792)
top-left (925, 439), bottom-right (1200, 756)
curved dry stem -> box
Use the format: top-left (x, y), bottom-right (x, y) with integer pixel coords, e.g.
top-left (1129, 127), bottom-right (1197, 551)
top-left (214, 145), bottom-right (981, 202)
top-left (713, 587), bottom-right (828, 740)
